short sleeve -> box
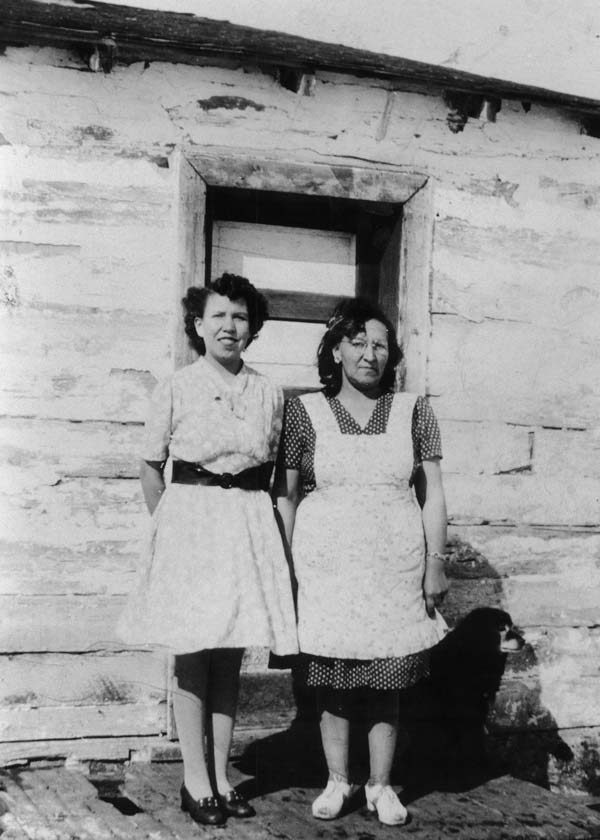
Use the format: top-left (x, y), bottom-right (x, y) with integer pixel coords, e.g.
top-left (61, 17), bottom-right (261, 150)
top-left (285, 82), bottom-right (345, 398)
top-left (141, 376), bottom-right (173, 462)
top-left (280, 397), bottom-right (309, 470)
top-left (412, 396), bottom-right (442, 463)
top-left (267, 383), bottom-right (284, 461)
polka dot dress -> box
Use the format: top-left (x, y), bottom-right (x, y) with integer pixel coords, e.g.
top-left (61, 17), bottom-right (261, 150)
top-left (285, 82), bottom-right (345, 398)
top-left (281, 391), bottom-right (443, 691)
top-left (282, 392), bottom-right (442, 498)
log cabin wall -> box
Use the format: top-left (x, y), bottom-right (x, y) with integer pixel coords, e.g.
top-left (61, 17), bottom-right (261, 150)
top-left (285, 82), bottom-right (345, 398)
top-left (0, 44), bottom-right (599, 797)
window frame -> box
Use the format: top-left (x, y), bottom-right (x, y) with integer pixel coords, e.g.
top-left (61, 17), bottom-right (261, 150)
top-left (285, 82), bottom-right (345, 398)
top-left (172, 150), bottom-right (433, 393)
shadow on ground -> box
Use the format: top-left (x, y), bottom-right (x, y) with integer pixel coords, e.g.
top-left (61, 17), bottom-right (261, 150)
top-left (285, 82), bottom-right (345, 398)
top-left (236, 536), bottom-right (576, 806)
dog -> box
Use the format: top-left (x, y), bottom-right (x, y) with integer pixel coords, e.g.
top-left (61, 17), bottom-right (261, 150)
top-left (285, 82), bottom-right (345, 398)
top-left (430, 608), bottom-right (525, 783)
top-left (400, 608), bottom-right (525, 793)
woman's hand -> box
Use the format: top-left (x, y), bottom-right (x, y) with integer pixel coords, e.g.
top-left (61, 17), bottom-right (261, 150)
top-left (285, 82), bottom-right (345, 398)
top-left (418, 458), bottom-right (449, 616)
top-left (423, 554), bottom-right (449, 617)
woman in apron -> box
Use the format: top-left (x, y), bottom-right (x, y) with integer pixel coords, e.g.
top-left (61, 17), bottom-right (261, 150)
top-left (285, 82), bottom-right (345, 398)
top-left (274, 297), bottom-right (448, 826)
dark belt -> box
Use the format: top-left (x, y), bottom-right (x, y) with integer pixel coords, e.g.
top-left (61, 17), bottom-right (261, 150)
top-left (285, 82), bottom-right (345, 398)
top-left (171, 460), bottom-right (273, 491)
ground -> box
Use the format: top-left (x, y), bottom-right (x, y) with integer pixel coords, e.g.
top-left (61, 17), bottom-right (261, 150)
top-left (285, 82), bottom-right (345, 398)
top-left (1, 760), bottom-right (600, 840)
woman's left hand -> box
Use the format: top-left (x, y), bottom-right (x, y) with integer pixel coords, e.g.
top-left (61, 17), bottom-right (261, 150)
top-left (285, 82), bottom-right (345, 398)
top-left (423, 555), bottom-right (449, 617)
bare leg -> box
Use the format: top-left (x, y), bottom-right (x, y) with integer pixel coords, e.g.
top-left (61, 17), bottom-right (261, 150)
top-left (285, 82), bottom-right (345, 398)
top-left (207, 648), bottom-right (244, 794)
top-left (319, 689), bottom-right (351, 781)
top-left (367, 690), bottom-right (399, 786)
top-left (173, 651), bottom-right (211, 799)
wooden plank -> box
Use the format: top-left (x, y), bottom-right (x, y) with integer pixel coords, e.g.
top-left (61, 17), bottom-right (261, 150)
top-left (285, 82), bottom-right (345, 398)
top-left (434, 183), bottom-right (600, 242)
top-left (428, 315), bottom-right (600, 427)
top-left (534, 428), bottom-right (600, 480)
top-left (0, 76), bottom-right (176, 153)
top-left (30, 768), bottom-right (130, 840)
top-left (173, 151), bottom-right (205, 370)
top-left (2, 768), bottom-right (165, 840)
top-left (212, 221), bottom-right (356, 298)
top-left (0, 418), bottom-right (141, 480)
top-left (433, 250), bottom-right (600, 340)
top-left (0, 180), bottom-right (172, 252)
top-left (444, 575), bottom-right (600, 629)
top-left (193, 154), bottom-right (428, 203)
top-left (0, 703), bottom-right (166, 742)
top-left (244, 320), bottom-right (324, 367)
top-left (440, 420), bottom-right (533, 476)
top-left (434, 211), bottom-right (600, 275)
top-left (0, 146), bottom-right (171, 197)
top-left (447, 523), bottom-right (600, 577)
top-left (0, 240), bottom-right (173, 318)
top-left (0, 177), bottom-right (170, 231)
top-left (488, 631), bottom-right (600, 730)
top-left (0, 594), bottom-right (127, 651)
top-left (0, 478), bottom-right (145, 548)
top-left (0, 542), bottom-right (138, 596)
top-left (0, 368), bottom-right (152, 424)
top-left (0, 724), bottom-right (287, 764)
top-left (537, 173), bottom-right (600, 213)
top-left (444, 473), bottom-right (600, 527)
top-left (0, 735), bottom-right (171, 764)
top-left (260, 290), bottom-right (346, 323)
top-left (0, 652), bottom-right (167, 707)
top-left (2, 1), bottom-right (600, 114)
top-left (0, 771), bottom-right (71, 840)
top-left (0, 309), bottom-right (166, 421)
top-left (510, 626), bottom-right (600, 674)
top-left (378, 211), bottom-right (402, 335)
top-left (398, 182), bottom-right (434, 393)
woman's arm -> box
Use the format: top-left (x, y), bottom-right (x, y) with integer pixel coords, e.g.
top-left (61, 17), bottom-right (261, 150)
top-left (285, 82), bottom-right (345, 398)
top-left (272, 465), bottom-right (301, 549)
top-left (140, 459), bottom-right (166, 515)
top-left (272, 465), bottom-right (301, 604)
top-left (419, 458), bottom-right (449, 616)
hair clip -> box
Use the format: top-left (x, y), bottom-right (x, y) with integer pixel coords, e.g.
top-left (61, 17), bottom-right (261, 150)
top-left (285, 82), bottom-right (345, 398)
top-left (326, 314), bottom-right (344, 330)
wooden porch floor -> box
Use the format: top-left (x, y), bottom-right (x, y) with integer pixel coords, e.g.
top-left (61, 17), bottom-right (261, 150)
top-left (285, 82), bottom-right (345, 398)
top-left (1, 760), bottom-right (600, 840)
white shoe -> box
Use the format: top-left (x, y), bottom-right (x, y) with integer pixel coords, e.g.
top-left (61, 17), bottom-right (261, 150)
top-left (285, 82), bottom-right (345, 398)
top-left (364, 783), bottom-right (408, 826)
top-left (312, 778), bottom-right (358, 820)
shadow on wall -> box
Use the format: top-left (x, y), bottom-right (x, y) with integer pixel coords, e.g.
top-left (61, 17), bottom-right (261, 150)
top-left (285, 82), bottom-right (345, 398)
top-left (400, 537), bottom-right (574, 797)
top-left (234, 536), bottom-right (576, 799)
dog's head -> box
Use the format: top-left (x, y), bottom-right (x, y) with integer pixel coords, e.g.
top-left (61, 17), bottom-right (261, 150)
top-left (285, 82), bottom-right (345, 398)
top-left (454, 607), bottom-right (525, 654)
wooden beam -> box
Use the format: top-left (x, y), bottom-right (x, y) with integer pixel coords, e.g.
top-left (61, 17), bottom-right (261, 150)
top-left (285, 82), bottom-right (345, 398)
top-left (1, 0), bottom-right (599, 115)
top-left (260, 290), bottom-right (345, 323)
top-left (191, 155), bottom-right (427, 204)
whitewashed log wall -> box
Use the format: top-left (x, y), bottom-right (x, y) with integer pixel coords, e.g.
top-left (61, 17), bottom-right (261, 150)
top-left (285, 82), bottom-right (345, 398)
top-left (0, 45), bottom-right (599, 795)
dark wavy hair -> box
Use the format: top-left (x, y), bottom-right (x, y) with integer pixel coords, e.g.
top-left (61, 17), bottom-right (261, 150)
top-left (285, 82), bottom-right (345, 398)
top-left (182, 273), bottom-right (269, 355)
top-left (318, 297), bottom-right (402, 396)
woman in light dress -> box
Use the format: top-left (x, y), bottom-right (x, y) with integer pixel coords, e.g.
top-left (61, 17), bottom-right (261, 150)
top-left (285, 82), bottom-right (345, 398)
top-left (119, 274), bottom-right (298, 827)
top-left (274, 297), bottom-right (449, 826)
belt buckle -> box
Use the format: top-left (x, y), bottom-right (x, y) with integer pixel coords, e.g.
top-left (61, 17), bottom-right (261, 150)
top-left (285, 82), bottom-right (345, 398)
top-left (220, 472), bottom-right (234, 489)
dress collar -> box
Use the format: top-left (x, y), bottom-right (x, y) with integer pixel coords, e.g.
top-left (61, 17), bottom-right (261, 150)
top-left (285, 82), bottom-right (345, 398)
top-left (197, 355), bottom-right (249, 394)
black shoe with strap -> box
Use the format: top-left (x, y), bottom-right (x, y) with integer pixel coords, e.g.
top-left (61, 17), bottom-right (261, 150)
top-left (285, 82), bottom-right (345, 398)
top-left (218, 788), bottom-right (256, 818)
top-left (180, 784), bottom-right (226, 826)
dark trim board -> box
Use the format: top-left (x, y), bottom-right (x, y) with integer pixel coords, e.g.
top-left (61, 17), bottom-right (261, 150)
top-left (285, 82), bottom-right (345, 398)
top-left (260, 290), bottom-right (345, 323)
top-left (1, 0), bottom-right (599, 115)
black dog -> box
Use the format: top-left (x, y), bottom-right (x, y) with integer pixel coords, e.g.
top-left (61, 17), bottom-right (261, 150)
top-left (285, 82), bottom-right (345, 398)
top-left (400, 608), bottom-right (524, 793)
top-left (430, 608), bottom-right (524, 782)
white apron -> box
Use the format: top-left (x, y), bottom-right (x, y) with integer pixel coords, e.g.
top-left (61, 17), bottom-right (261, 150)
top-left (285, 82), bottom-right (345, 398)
top-left (293, 392), bottom-right (446, 659)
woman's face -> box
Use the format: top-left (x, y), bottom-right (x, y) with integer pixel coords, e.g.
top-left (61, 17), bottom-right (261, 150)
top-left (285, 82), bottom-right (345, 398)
top-left (194, 293), bottom-right (251, 373)
top-left (334, 318), bottom-right (390, 393)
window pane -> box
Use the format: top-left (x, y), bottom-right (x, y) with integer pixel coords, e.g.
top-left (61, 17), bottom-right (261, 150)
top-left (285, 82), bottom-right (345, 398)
top-left (212, 221), bottom-right (356, 296)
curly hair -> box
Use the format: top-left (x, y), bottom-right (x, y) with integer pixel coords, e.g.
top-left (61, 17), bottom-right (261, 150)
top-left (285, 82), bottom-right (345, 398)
top-left (317, 297), bottom-right (402, 396)
top-left (182, 274), bottom-right (269, 355)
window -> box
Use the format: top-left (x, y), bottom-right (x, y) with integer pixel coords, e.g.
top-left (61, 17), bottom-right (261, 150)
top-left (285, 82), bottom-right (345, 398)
top-left (174, 154), bottom-right (432, 394)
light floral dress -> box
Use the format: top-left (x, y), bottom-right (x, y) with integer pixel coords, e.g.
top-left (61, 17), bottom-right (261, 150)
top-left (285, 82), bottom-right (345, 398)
top-left (283, 391), bottom-right (447, 688)
top-left (118, 357), bottom-right (298, 656)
